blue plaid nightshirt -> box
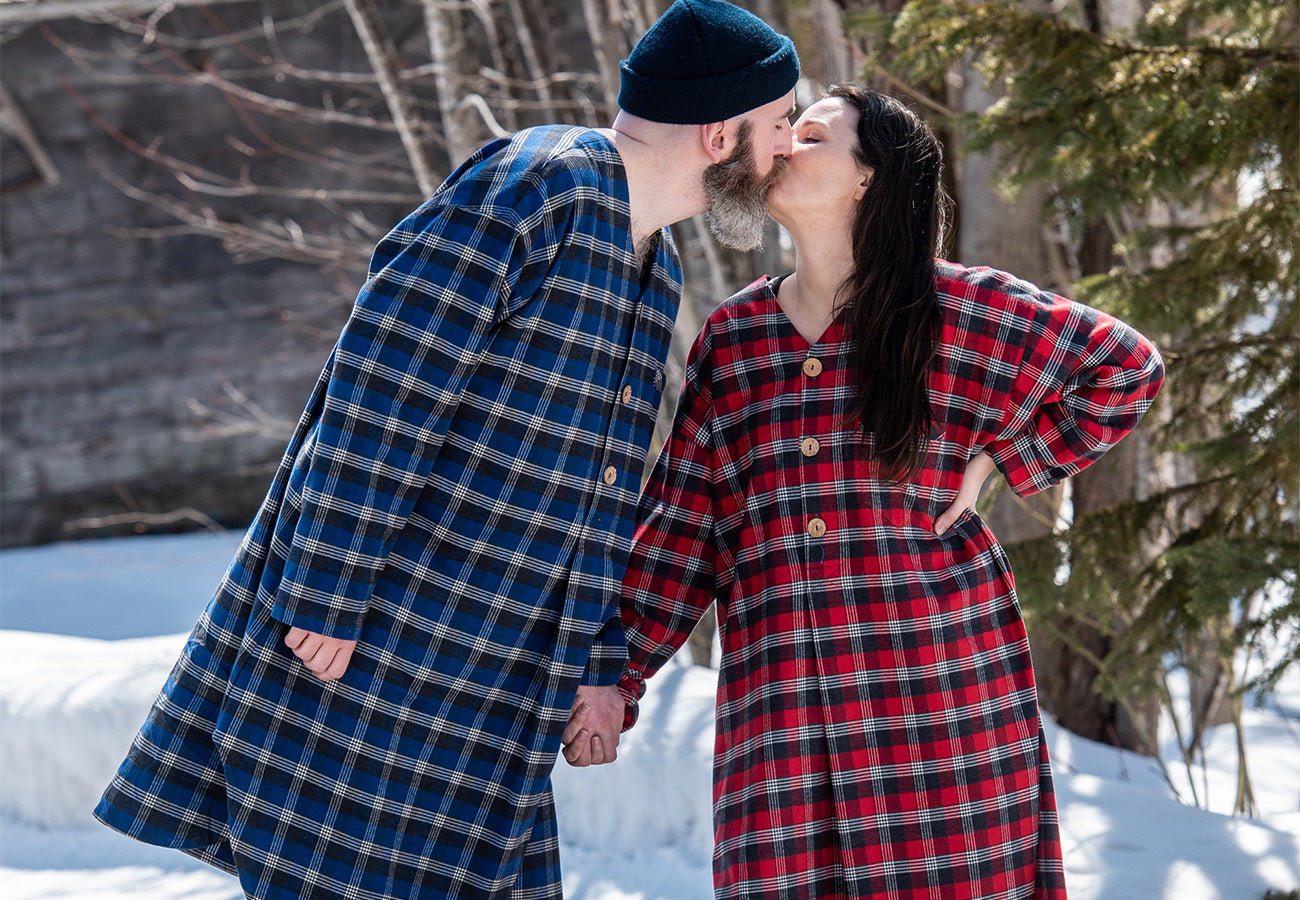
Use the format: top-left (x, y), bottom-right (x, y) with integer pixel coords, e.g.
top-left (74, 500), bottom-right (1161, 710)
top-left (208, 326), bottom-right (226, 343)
top-left (94, 125), bottom-right (681, 899)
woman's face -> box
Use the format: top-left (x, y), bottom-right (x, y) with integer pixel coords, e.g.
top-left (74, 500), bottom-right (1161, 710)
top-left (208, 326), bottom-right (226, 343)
top-left (767, 97), bottom-right (871, 230)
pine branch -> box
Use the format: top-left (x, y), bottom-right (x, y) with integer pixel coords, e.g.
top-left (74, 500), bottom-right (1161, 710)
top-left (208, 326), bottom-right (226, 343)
top-left (1097, 36), bottom-right (1300, 66)
top-left (1161, 334), bottom-right (1300, 363)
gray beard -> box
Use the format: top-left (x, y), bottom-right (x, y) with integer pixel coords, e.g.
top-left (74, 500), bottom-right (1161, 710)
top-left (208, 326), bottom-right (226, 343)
top-left (704, 185), bottom-right (770, 251)
top-left (701, 124), bottom-right (787, 251)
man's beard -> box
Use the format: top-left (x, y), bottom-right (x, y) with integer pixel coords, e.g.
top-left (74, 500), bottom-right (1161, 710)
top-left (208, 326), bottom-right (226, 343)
top-left (702, 120), bottom-right (788, 251)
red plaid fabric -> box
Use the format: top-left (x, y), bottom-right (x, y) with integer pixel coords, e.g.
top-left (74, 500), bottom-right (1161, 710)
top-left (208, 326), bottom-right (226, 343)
top-left (620, 262), bottom-right (1164, 899)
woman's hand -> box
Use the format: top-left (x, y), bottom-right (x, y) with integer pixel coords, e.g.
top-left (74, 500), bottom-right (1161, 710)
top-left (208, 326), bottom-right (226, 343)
top-left (934, 451), bottom-right (997, 535)
top-left (284, 626), bottom-right (357, 681)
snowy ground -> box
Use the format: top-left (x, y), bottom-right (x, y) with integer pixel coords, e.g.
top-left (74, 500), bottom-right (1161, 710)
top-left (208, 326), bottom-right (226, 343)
top-left (0, 532), bottom-right (1296, 899)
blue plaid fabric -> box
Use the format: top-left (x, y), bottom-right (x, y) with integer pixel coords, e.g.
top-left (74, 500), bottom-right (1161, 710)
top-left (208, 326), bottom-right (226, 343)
top-left (94, 126), bottom-right (682, 899)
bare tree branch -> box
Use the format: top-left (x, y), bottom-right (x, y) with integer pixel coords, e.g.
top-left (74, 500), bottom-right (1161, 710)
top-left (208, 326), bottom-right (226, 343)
top-left (63, 506), bottom-right (227, 535)
top-left (455, 92), bottom-right (510, 140)
top-left (43, 25), bottom-right (403, 130)
top-left (0, 0), bottom-right (248, 27)
top-left (90, 151), bottom-right (375, 269)
top-left (0, 76), bottom-right (60, 187)
top-left (188, 379), bottom-right (295, 441)
top-left (342, 0), bottom-right (441, 196)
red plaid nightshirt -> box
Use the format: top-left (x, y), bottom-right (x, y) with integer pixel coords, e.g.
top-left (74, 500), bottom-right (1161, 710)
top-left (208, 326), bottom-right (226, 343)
top-left (619, 261), bottom-right (1164, 899)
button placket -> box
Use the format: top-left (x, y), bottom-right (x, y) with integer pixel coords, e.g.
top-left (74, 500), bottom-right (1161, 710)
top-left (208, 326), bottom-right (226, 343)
top-left (799, 352), bottom-right (829, 559)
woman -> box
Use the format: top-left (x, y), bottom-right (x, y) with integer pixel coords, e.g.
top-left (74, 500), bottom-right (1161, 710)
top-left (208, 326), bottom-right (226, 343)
top-left (566, 85), bottom-right (1163, 898)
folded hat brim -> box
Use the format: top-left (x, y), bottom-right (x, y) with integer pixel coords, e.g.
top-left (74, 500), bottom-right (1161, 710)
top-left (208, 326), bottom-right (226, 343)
top-left (618, 39), bottom-right (799, 125)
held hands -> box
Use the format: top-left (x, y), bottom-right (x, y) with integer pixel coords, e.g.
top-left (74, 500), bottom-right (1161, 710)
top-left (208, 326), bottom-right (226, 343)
top-left (561, 684), bottom-right (625, 767)
top-left (284, 626), bottom-right (357, 681)
top-left (933, 451), bottom-right (997, 535)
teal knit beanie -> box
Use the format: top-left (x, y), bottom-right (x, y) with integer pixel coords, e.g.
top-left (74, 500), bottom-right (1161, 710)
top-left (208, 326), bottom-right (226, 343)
top-left (618, 0), bottom-right (799, 124)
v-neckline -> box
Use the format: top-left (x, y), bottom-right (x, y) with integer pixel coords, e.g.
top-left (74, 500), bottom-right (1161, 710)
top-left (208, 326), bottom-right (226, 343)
top-left (767, 274), bottom-right (840, 348)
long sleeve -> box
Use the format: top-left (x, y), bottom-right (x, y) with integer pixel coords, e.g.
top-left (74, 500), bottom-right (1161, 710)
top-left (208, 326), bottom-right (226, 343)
top-left (959, 267), bottom-right (1165, 498)
top-left (580, 618), bottom-right (628, 687)
top-left (270, 200), bottom-right (543, 639)
top-left (619, 327), bottom-right (720, 698)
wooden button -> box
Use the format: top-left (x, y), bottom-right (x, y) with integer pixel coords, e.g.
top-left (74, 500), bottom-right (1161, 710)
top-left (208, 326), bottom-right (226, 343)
top-left (802, 357), bottom-right (823, 377)
top-left (807, 517), bottom-right (827, 538)
top-left (800, 437), bottom-right (820, 457)
top-left (603, 466), bottom-right (618, 485)
top-left (621, 385), bottom-right (633, 404)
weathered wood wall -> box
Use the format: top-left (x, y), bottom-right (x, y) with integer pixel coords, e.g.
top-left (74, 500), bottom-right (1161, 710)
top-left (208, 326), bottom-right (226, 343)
top-left (0, 3), bottom-right (403, 546)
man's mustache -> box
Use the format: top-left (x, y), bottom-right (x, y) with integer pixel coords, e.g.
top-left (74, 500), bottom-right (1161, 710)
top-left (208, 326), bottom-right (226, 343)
top-left (762, 156), bottom-right (789, 191)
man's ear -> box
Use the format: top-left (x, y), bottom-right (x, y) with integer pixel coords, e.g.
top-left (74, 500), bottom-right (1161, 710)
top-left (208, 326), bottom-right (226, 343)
top-left (700, 121), bottom-right (729, 164)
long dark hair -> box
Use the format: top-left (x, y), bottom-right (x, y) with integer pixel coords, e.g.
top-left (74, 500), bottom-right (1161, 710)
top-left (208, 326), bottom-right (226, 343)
top-left (829, 84), bottom-right (950, 480)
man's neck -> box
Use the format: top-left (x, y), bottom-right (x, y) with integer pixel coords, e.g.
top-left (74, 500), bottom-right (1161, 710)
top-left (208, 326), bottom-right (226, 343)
top-left (604, 123), bottom-right (707, 249)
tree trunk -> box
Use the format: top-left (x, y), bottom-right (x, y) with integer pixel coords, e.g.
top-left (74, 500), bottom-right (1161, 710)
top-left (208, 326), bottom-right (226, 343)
top-left (783, 0), bottom-right (857, 89)
top-left (950, 55), bottom-right (1065, 549)
top-left (579, 0), bottom-right (621, 115)
top-left (1068, 432), bottom-right (1162, 755)
top-left (943, 41), bottom-right (1178, 751)
top-left (505, 0), bottom-right (555, 112)
top-left (422, 0), bottom-right (482, 167)
top-left (343, 0), bottom-right (441, 196)
top-left (688, 603), bottom-right (717, 667)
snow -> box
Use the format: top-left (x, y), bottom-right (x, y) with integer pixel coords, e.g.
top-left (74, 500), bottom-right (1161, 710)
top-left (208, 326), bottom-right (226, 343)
top-left (1, 533), bottom-right (1296, 899)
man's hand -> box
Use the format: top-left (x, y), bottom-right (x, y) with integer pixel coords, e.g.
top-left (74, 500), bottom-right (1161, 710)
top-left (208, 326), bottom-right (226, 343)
top-left (561, 684), bottom-right (625, 767)
top-left (284, 626), bottom-right (357, 681)
top-left (934, 451), bottom-right (997, 535)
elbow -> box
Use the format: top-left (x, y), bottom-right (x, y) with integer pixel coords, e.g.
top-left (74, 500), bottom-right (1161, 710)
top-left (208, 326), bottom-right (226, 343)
top-left (1140, 347), bottom-right (1166, 412)
top-left (1145, 340), bottom-right (1167, 391)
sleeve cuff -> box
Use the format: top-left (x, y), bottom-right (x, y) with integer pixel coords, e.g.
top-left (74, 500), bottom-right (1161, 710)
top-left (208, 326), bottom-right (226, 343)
top-left (268, 601), bottom-right (366, 642)
top-left (617, 667), bottom-right (647, 732)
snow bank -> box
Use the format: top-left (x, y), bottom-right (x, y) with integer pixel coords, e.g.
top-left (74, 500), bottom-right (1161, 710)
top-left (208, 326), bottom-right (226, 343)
top-left (0, 626), bottom-right (715, 848)
top-left (0, 631), bottom-right (184, 828)
top-left (1046, 713), bottom-right (1300, 899)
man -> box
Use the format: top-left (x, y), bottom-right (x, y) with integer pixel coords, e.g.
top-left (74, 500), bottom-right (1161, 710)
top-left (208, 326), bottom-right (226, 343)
top-left (93, 2), bottom-right (797, 897)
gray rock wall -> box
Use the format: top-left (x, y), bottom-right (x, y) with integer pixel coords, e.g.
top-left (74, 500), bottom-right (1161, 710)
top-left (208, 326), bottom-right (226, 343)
top-left (0, 4), bottom-right (410, 546)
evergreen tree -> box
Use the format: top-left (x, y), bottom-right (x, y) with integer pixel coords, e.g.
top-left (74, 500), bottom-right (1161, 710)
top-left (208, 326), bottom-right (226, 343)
top-left (866, 0), bottom-right (1298, 810)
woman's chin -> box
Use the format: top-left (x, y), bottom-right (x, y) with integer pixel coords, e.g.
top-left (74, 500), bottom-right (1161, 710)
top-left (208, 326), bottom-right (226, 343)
top-left (765, 192), bottom-right (792, 227)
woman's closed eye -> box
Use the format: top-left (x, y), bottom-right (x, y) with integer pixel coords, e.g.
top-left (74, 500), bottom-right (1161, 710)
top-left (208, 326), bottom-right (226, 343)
top-left (796, 122), bottom-right (825, 143)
